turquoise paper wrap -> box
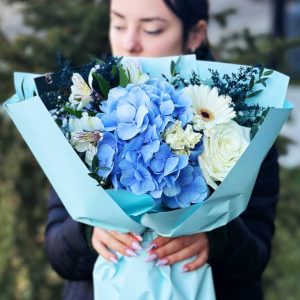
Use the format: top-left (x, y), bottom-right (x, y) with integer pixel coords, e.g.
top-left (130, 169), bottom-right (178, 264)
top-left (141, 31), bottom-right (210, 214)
top-left (4, 56), bottom-right (293, 300)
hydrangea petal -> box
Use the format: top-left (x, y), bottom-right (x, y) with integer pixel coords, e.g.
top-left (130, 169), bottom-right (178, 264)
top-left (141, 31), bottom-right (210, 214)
top-left (164, 157), bottom-right (180, 176)
top-left (160, 100), bottom-right (175, 115)
top-left (116, 103), bottom-right (136, 123)
top-left (135, 105), bottom-right (148, 128)
top-left (117, 123), bottom-right (140, 140)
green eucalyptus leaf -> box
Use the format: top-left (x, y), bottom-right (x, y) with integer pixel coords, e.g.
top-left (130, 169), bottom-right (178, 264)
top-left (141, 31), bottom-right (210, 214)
top-left (88, 172), bottom-right (103, 184)
top-left (171, 60), bottom-right (176, 77)
top-left (118, 65), bottom-right (130, 87)
top-left (263, 70), bottom-right (273, 76)
top-left (64, 106), bottom-right (82, 118)
top-left (93, 72), bottom-right (111, 98)
top-left (247, 89), bottom-right (263, 98)
top-left (92, 155), bottom-right (99, 172)
top-left (175, 56), bottom-right (182, 72)
top-left (111, 65), bottom-right (118, 77)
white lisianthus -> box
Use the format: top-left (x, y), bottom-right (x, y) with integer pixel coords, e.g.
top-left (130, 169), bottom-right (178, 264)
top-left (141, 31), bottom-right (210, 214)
top-left (69, 73), bottom-right (93, 110)
top-left (163, 120), bottom-right (202, 155)
top-left (122, 59), bottom-right (149, 85)
top-left (69, 112), bottom-right (104, 155)
top-left (199, 120), bottom-right (251, 189)
top-left (184, 84), bottom-right (236, 131)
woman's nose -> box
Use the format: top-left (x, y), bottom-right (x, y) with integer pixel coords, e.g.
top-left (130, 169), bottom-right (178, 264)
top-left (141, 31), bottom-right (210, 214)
top-left (122, 29), bottom-right (142, 55)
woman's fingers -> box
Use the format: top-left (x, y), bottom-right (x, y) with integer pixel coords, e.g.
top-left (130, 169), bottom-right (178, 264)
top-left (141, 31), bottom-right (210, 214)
top-left (92, 228), bottom-right (141, 260)
top-left (108, 230), bottom-right (142, 251)
top-left (182, 250), bottom-right (209, 272)
top-left (147, 233), bottom-right (209, 271)
top-left (148, 236), bottom-right (172, 251)
top-left (92, 238), bottom-right (118, 264)
top-left (92, 228), bottom-right (209, 270)
top-left (147, 237), bottom-right (189, 260)
top-left (155, 242), bottom-right (201, 266)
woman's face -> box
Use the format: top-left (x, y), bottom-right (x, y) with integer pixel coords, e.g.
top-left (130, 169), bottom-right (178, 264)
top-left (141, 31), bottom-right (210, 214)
top-left (109, 0), bottom-right (185, 57)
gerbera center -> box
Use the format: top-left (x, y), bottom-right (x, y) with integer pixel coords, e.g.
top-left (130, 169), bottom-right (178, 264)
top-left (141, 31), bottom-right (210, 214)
top-left (198, 108), bottom-right (214, 121)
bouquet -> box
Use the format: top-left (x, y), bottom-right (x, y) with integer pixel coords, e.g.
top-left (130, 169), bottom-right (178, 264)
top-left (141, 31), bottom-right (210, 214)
top-left (4, 55), bottom-right (292, 300)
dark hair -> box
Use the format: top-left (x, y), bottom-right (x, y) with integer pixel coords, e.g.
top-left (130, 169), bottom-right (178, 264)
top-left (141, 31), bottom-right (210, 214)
top-left (163, 0), bottom-right (213, 60)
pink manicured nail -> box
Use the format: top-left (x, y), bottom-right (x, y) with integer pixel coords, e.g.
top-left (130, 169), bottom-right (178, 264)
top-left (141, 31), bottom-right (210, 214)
top-left (132, 241), bottom-right (142, 251)
top-left (145, 253), bottom-right (158, 262)
top-left (156, 258), bottom-right (169, 266)
top-left (132, 233), bottom-right (143, 241)
top-left (126, 249), bottom-right (138, 257)
top-left (182, 266), bottom-right (189, 273)
top-left (147, 243), bottom-right (157, 252)
top-left (109, 257), bottom-right (118, 264)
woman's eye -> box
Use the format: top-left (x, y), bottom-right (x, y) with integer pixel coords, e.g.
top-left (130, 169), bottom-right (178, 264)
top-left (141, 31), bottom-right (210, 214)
top-left (113, 26), bottom-right (126, 31)
top-left (144, 29), bottom-right (163, 35)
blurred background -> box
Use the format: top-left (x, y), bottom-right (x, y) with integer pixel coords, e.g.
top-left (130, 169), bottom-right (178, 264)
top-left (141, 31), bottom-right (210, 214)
top-left (0, 0), bottom-right (299, 299)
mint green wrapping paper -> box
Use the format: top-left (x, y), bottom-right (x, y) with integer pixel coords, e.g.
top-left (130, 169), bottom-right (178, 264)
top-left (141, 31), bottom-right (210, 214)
top-left (4, 56), bottom-right (293, 300)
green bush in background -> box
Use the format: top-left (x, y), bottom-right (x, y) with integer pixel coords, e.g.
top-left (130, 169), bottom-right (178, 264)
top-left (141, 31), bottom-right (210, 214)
top-left (0, 1), bottom-right (299, 299)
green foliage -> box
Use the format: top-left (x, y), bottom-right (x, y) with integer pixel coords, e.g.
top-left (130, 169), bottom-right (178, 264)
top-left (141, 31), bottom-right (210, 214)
top-left (118, 65), bottom-right (130, 88)
top-left (93, 72), bottom-right (111, 98)
top-left (212, 12), bottom-right (300, 81)
top-left (263, 167), bottom-right (300, 300)
top-left (0, 0), bottom-right (110, 298)
top-left (0, 114), bottom-right (63, 300)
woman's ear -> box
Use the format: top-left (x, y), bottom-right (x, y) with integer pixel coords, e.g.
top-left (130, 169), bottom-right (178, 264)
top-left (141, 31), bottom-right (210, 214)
top-left (186, 20), bottom-right (207, 52)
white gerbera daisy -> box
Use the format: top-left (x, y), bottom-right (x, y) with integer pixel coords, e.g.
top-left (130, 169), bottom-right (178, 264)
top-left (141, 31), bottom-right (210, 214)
top-left (184, 84), bottom-right (236, 130)
top-left (69, 73), bottom-right (93, 110)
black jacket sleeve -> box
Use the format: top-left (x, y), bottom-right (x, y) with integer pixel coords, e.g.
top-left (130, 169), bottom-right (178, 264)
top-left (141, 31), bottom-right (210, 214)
top-left (211, 145), bottom-right (279, 286)
top-left (45, 189), bottom-right (97, 281)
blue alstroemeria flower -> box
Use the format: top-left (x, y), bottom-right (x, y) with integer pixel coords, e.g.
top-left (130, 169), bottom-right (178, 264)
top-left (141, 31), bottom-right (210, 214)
top-left (100, 86), bottom-right (151, 141)
top-left (97, 132), bottom-right (118, 178)
top-left (161, 165), bottom-right (209, 209)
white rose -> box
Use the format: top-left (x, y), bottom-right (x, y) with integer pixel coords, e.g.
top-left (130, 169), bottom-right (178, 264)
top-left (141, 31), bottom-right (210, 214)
top-left (199, 120), bottom-right (251, 189)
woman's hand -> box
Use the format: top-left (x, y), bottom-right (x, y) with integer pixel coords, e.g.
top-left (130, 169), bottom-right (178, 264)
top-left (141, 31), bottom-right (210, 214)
top-left (147, 233), bottom-right (209, 272)
top-left (91, 228), bottom-right (143, 263)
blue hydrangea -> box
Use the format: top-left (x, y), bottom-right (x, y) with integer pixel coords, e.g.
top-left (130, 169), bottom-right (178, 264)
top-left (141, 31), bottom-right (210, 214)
top-left (140, 79), bottom-right (193, 131)
top-left (100, 86), bottom-right (151, 140)
top-left (119, 159), bottom-right (156, 195)
top-left (161, 165), bottom-right (209, 209)
top-left (97, 132), bottom-right (118, 178)
top-left (96, 80), bottom-right (209, 209)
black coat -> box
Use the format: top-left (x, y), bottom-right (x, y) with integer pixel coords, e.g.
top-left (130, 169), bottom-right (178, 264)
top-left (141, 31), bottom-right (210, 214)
top-left (45, 145), bottom-right (279, 300)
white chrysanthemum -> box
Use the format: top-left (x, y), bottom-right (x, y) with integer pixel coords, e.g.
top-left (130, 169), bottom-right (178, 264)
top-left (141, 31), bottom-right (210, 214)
top-left (184, 84), bottom-right (236, 130)
top-left (163, 120), bottom-right (202, 155)
top-left (69, 73), bottom-right (93, 110)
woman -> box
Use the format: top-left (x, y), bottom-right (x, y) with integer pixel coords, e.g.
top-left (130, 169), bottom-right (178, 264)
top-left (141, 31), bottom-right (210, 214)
top-left (45, 1), bottom-right (279, 299)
